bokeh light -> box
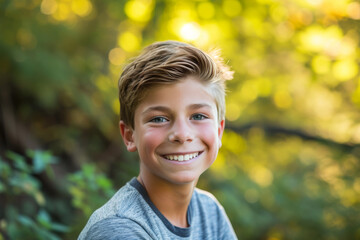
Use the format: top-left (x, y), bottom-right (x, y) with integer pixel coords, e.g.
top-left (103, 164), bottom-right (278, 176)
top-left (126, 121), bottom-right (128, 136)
top-left (125, 0), bottom-right (154, 22)
top-left (179, 22), bottom-right (201, 42)
top-left (117, 31), bottom-right (142, 52)
top-left (71, 0), bottom-right (92, 17)
top-left (108, 48), bottom-right (126, 66)
top-left (40, 0), bottom-right (57, 15)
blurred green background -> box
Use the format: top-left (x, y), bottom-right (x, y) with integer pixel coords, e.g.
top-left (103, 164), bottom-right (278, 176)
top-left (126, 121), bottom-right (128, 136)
top-left (1, 0), bottom-right (360, 239)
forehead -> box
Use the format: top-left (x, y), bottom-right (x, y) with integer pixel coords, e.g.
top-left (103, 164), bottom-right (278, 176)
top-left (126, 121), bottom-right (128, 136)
top-left (135, 77), bottom-right (217, 113)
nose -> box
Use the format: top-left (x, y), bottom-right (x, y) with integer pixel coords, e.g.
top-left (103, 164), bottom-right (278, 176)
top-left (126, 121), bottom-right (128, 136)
top-left (168, 119), bottom-right (193, 144)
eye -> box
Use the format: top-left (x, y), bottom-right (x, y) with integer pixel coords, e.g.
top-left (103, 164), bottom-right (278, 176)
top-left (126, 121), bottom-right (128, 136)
top-left (150, 116), bottom-right (168, 123)
top-left (191, 114), bottom-right (207, 120)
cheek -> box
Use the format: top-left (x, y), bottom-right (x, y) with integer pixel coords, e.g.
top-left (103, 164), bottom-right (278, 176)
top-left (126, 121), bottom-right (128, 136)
top-left (198, 123), bottom-right (219, 167)
top-left (197, 122), bottom-right (219, 147)
top-left (141, 128), bottom-right (166, 153)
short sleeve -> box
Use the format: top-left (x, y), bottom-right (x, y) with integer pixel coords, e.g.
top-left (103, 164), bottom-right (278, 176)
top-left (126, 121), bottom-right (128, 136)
top-left (219, 206), bottom-right (237, 239)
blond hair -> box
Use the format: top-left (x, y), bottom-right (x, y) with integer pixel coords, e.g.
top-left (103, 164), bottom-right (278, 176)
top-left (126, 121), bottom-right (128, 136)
top-left (118, 40), bottom-right (233, 128)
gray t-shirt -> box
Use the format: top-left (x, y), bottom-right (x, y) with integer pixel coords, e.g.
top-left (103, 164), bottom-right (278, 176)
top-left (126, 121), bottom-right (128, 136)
top-left (78, 178), bottom-right (237, 240)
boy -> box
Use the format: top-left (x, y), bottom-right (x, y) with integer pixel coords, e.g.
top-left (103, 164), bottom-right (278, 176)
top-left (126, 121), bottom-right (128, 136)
top-left (78, 40), bottom-right (237, 239)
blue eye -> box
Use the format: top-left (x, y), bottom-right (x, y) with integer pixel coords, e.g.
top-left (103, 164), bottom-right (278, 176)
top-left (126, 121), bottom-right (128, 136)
top-left (150, 117), bottom-right (168, 123)
top-left (192, 114), bottom-right (207, 120)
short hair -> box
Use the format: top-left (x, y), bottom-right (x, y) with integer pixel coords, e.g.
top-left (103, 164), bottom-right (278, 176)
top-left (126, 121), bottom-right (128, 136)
top-left (118, 40), bottom-right (233, 128)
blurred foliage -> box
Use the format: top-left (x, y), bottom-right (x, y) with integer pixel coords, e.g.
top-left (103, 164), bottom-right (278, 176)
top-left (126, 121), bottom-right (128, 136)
top-left (67, 164), bottom-right (116, 236)
top-left (0, 151), bottom-right (68, 240)
top-left (204, 129), bottom-right (360, 239)
top-left (1, 0), bottom-right (360, 239)
top-left (68, 164), bottom-right (115, 218)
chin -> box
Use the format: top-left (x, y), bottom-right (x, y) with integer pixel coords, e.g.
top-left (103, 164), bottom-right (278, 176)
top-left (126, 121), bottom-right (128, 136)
top-left (167, 173), bottom-right (200, 185)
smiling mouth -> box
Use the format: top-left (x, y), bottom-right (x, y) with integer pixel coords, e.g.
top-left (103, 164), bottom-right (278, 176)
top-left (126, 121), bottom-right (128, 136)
top-left (162, 152), bottom-right (202, 162)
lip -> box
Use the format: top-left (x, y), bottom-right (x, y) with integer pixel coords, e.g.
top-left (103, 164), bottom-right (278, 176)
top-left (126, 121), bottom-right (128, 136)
top-left (160, 151), bottom-right (204, 164)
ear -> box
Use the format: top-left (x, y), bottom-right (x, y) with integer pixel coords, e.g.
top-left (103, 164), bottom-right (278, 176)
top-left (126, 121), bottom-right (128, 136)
top-left (218, 119), bottom-right (225, 148)
top-left (119, 121), bottom-right (137, 152)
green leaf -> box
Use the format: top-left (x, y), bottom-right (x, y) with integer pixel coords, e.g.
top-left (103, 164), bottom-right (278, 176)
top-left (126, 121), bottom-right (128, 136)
top-left (28, 150), bottom-right (57, 174)
top-left (83, 164), bottom-right (96, 177)
top-left (17, 215), bottom-right (35, 227)
top-left (37, 209), bottom-right (51, 229)
top-left (50, 223), bottom-right (69, 233)
top-left (96, 176), bottom-right (112, 189)
top-left (6, 151), bottom-right (30, 173)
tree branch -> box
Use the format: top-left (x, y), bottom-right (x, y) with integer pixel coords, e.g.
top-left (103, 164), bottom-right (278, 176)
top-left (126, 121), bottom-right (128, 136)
top-left (226, 122), bottom-right (360, 156)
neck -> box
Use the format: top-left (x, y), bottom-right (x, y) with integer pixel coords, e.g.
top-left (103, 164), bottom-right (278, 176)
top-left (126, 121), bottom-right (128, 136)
top-left (138, 174), bottom-right (197, 228)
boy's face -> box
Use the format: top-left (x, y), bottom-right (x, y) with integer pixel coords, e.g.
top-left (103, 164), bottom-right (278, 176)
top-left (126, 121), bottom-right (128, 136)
top-left (120, 76), bottom-right (224, 185)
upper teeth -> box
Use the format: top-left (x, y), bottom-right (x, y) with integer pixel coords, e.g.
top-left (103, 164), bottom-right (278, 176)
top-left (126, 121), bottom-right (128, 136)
top-left (164, 152), bottom-right (199, 161)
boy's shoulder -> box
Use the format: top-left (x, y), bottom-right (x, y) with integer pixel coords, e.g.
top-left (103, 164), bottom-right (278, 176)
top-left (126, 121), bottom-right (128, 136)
top-left (192, 187), bottom-right (227, 218)
top-left (89, 177), bottom-right (142, 218)
top-left (78, 178), bottom-right (148, 240)
top-left (194, 187), bottom-right (221, 205)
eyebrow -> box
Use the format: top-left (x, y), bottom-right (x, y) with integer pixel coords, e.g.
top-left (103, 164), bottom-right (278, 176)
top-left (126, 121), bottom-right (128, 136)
top-left (188, 103), bottom-right (213, 110)
top-left (141, 103), bottom-right (213, 116)
top-left (142, 106), bottom-right (171, 116)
